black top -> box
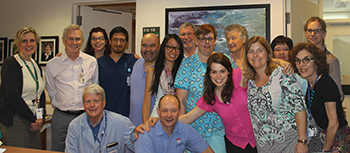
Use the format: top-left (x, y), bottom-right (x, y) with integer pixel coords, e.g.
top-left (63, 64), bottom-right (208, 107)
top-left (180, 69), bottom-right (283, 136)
top-left (0, 56), bottom-right (46, 126)
top-left (306, 73), bottom-right (347, 130)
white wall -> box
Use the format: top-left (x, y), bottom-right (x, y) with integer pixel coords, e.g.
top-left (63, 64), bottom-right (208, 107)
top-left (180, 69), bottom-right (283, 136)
top-left (134, 0), bottom-right (285, 55)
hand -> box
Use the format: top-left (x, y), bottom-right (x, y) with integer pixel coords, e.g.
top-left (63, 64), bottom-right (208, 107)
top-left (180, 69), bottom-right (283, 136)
top-left (30, 119), bottom-right (43, 132)
top-left (134, 124), bottom-right (150, 139)
top-left (146, 117), bottom-right (159, 127)
top-left (133, 53), bottom-right (141, 59)
top-left (281, 61), bottom-right (294, 75)
top-left (295, 143), bottom-right (308, 153)
top-left (55, 52), bottom-right (62, 57)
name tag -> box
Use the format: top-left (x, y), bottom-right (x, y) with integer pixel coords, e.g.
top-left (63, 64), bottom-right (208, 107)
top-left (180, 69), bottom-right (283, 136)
top-left (34, 108), bottom-right (43, 119)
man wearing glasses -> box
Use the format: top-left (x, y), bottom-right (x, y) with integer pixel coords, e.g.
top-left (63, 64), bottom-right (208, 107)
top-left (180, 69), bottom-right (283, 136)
top-left (174, 24), bottom-right (226, 153)
top-left (97, 26), bottom-right (138, 117)
top-left (304, 17), bottom-right (343, 101)
top-left (46, 24), bottom-right (99, 152)
top-left (65, 84), bottom-right (135, 153)
top-left (178, 22), bottom-right (197, 58)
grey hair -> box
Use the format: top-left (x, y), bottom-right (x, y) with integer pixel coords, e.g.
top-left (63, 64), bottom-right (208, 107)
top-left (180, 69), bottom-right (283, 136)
top-left (178, 22), bottom-right (196, 34)
top-left (62, 24), bottom-right (84, 41)
top-left (224, 24), bottom-right (248, 42)
top-left (83, 84), bottom-right (105, 101)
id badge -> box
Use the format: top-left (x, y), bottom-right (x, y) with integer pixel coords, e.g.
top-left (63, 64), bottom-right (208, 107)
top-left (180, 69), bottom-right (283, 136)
top-left (307, 127), bottom-right (317, 137)
top-left (79, 72), bottom-right (85, 83)
top-left (126, 76), bottom-right (130, 86)
top-left (34, 108), bottom-right (43, 119)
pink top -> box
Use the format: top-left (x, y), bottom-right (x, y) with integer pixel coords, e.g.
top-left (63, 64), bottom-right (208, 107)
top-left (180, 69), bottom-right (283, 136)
top-left (197, 68), bottom-right (256, 149)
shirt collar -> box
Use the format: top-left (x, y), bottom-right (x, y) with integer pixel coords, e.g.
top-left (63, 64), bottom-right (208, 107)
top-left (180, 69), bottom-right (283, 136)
top-left (155, 120), bottom-right (182, 137)
top-left (61, 51), bottom-right (83, 62)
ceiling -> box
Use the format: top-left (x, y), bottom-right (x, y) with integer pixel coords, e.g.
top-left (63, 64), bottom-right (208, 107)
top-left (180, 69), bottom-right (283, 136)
top-left (90, 1), bottom-right (350, 18)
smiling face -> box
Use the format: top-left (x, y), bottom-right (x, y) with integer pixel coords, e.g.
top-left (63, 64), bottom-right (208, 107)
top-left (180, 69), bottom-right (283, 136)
top-left (226, 30), bottom-right (245, 54)
top-left (305, 21), bottom-right (326, 47)
top-left (164, 38), bottom-right (180, 63)
top-left (110, 32), bottom-right (128, 54)
top-left (19, 32), bottom-right (37, 60)
top-left (157, 95), bottom-right (181, 132)
top-left (196, 32), bottom-right (216, 57)
top-left (209, 63), bottom-right (229, 90)
top-left (83, 92), bottom-right (106, 124)
top-left (247, 42), bottom-right (268, 71)
top-left (63, 29), bottom-right (83, 55)
top-left (179, 26), bottom-right (196, 51)
top-left (295, 49), bottom-right (317, 80)
top-left (141, 34), bottom-right (159, 62)
top-left (90, 32), bottom-right (107, 52)
top-left (273, 43), bottom-right (290, 61)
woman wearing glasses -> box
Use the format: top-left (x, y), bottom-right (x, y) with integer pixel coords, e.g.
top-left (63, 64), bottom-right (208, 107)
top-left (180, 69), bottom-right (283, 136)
top-left (304, 17), bottom-right (343, 101)
top-left (142, 34), bottom-right (184, 123)
top-left (243, 36), bottom-right (308, 153)
top-left (290, 42), bottom-right (350, 152)
top-left (84, 27), bottom-right (110, 59)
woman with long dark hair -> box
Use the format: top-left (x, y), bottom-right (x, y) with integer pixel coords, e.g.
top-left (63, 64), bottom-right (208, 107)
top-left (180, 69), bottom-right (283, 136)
top-left (142, 34), bottom-right (184, 123)
top-left (83, 27), bottom-right (110, 59)
top-left (179, 53), bottom-right (257, 152)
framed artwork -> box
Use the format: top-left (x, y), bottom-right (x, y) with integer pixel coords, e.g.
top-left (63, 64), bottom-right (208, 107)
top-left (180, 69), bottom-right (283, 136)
top-left (0, 37), bottom-right (8, 64)
top-left (166, 4), bottom-right (270, 55)
top-left (38, 36), bottom-right (59, 65)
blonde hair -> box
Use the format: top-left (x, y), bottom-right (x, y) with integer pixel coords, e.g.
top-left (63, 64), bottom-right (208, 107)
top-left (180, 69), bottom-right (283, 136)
top-left (14, 27), bottom-right (40, 53)
top-left (243, 36), bottom-right (278, 81)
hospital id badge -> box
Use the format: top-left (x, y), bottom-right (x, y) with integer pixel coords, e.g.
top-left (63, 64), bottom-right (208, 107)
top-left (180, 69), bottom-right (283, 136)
top-left (307, 127), bottom-right (317, 137)
top-left (34, 108), bottom-right (43, 119)
top-left (79, 72), bottom-right (85, 83)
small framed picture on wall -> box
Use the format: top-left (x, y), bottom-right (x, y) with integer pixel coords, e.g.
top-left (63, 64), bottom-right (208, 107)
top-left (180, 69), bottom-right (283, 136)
top-left (39, 36), bottom-right (59, 65)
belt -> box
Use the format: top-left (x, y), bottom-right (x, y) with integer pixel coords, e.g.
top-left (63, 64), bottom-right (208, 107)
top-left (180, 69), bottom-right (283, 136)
top-left (56, 108), bottom-right (84, 116)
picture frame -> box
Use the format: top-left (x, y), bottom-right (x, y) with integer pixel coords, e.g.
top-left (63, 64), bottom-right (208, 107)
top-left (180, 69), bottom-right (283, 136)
top-left (0, 37), bottom-right (8, 65)
top-left (38, 36), bottom-right (59, 65)
top-left (166, 4), bottom-right (270, 55)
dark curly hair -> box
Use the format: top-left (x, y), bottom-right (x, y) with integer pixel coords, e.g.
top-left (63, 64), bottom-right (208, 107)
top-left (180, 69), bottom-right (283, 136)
top-left (289, 42), bottom-right (329, 75)
top-left (203, 53), bottom-right (234, 105)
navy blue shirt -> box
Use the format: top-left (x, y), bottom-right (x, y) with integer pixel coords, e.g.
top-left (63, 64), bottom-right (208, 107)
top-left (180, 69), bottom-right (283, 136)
top-left (98, 53), bottom-right (137, 117)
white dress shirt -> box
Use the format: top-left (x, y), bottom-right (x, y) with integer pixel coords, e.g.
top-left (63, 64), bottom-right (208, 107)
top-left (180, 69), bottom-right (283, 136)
top-left (45, 51), bottom-right (98, 111)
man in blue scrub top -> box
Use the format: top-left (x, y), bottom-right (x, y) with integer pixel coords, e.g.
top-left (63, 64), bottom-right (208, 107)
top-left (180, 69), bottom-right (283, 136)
top-left (98, 26), bottom-right (138, 117)
top-left (134, 94), bottom-right (214, 153)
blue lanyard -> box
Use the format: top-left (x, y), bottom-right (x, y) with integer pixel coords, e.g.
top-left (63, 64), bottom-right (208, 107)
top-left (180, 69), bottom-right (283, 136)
top-left (307, 75), bottom-right (319, 108)
top-left (93, 111), bottom-right (107, 153)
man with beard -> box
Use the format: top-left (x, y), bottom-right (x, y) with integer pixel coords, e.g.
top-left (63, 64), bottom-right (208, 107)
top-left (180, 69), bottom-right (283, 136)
top-left (129, 33), bottom-right (160, 127)
top-left (178, 22), bottom-right (197, 58)
top-left (97, 26), bottom-right (138, 117)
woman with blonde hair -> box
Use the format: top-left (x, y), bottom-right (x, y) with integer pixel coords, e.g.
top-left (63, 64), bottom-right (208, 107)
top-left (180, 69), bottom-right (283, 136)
top-left (0, 27), bottom-right (46, 149)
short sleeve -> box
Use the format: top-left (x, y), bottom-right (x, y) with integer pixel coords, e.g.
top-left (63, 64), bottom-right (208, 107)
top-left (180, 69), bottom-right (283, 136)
top-left (281, 73), bottom-right (306, 114)
top-left (184, 124), bottom-right (210, 152)
top-left (196, 96), bottom-right (214, 112)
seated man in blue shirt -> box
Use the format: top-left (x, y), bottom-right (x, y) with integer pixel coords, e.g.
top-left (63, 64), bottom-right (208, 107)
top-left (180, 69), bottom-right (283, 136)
top-left (65, 84), bottom-right (135, 153)
top-left (134, 94), bottom-right (213, 153)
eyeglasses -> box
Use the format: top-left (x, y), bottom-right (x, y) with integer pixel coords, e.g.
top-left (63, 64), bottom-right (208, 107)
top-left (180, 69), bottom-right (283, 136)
top-left (198, 37), bottom-right (215, 43)
top-left (306, 29), bottom-right (323, 34)
top-left (166, 45), bottom-right (181, 53)
top-left (180, 32), bottom-right (194, 37)
top-left (295, 57), bottom-right (315, 65)
top-left (91, 37), bottom-right (105, 42)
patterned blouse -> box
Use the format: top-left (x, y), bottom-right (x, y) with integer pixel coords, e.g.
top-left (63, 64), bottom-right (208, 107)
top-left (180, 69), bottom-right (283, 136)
top-left (247, 66), bottom-right (306, 152)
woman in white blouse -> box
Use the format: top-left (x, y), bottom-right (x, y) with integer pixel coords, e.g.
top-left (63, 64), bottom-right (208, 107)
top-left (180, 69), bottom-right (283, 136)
top-left (0, 27), bottom-right (46, 149)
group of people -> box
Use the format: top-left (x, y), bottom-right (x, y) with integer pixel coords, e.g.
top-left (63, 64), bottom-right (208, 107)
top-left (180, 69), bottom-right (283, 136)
top-left (0, 16), bottom-right (349, 153)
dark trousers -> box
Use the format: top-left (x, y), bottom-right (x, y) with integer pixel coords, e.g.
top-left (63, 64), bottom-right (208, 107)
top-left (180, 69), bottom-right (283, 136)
top-left (225, 135), bottom-right (257, 153)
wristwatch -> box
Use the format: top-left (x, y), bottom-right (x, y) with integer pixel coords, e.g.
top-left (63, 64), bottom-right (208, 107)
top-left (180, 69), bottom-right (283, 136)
top-left (297, 139), bottom-right (308, 145)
